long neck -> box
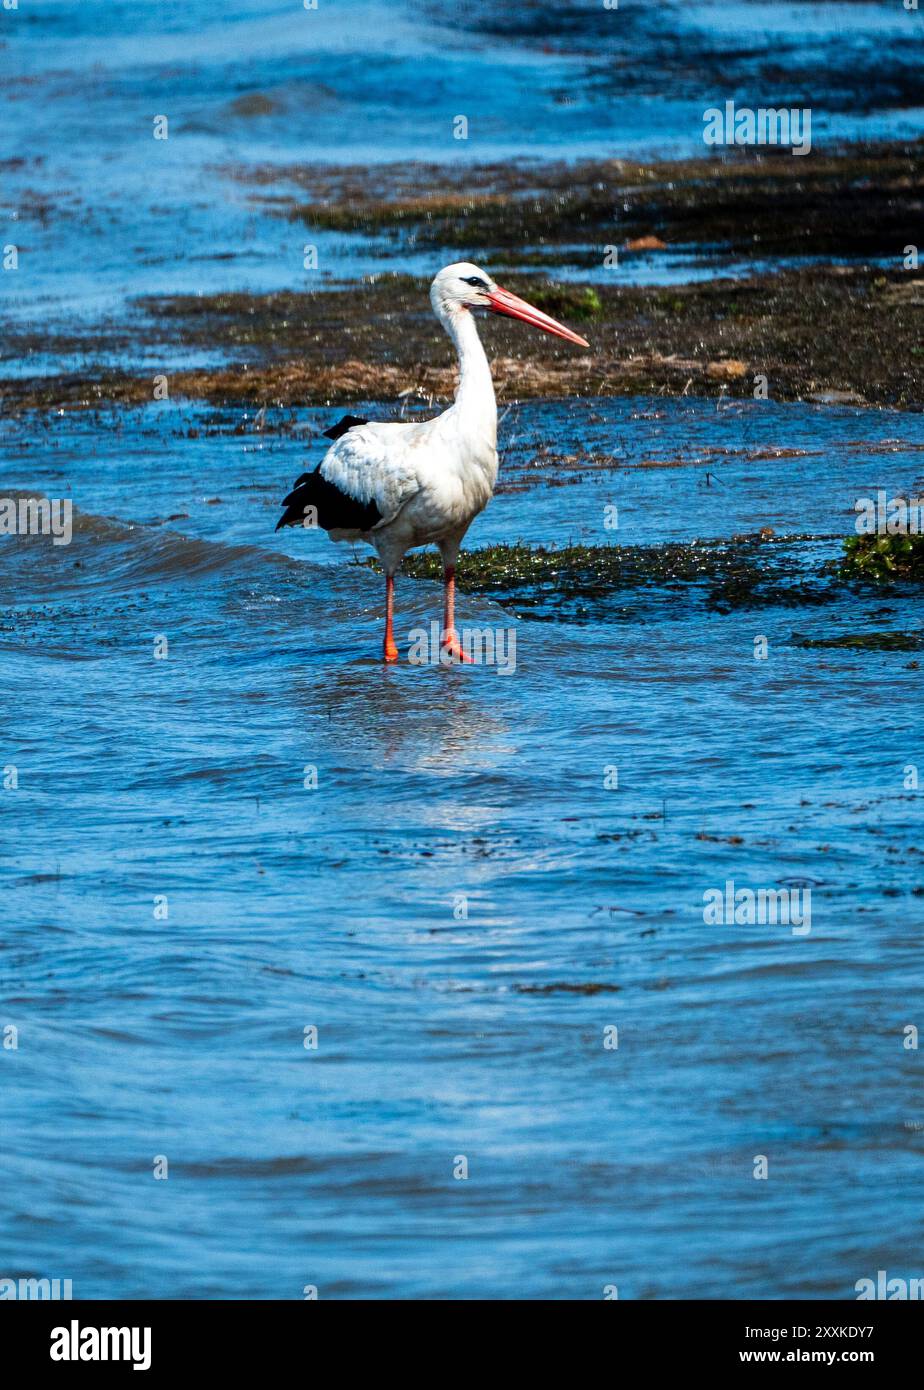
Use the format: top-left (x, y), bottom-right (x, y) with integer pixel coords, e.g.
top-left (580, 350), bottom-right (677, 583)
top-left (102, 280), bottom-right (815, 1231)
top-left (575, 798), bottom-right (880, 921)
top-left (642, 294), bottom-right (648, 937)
top-left (442, 307), bottom-right (496, 430)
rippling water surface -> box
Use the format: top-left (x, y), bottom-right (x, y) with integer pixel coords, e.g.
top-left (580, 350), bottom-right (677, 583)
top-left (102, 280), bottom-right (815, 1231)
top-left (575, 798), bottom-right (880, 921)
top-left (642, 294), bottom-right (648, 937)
top-left (2, 0), bottom-right (923, 1299)
top-left (3, 396), bottom-right (923, 1298)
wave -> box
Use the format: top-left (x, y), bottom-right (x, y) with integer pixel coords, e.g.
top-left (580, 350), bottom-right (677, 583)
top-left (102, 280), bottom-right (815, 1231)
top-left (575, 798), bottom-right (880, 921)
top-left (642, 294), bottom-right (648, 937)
top-left (0, 492), bottom-right (303, 600)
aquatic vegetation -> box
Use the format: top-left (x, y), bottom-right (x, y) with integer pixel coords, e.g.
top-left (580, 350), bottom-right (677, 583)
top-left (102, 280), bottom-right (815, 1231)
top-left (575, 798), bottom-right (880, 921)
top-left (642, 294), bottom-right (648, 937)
top-left (266, 142), bottom-right (924, 260)
top-left (5, 143), bottom-right (923, 413)
top-left (792, 629), bottom-right (924, 652)
top-left (522, 284), bottom-right (603, 321)
top-left (362, 534), bottom-right (846, 618)
top-left (840, 533), bottom-right (924, 582)
top-left (6, 261), bottom-right (922, 412)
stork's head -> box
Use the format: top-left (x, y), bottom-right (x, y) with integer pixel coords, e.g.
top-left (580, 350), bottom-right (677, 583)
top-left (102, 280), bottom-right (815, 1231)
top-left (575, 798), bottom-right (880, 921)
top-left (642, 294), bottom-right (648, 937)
top-left (430, 261), bottom-right (590, 348)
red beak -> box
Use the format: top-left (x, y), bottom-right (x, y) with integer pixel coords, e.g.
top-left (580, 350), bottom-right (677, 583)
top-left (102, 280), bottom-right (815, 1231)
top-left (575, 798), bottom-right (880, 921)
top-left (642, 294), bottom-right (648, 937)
top-left (485, 285), bottom-right (590, 348)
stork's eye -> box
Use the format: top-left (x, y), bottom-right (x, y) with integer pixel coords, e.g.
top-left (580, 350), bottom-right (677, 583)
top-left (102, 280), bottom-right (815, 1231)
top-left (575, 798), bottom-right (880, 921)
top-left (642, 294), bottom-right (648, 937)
top-left (461, 275), bottom-right (489, 289)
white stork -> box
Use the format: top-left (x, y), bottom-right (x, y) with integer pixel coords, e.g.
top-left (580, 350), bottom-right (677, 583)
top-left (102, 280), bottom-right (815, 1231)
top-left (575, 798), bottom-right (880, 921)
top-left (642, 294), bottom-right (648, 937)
top-left (276, 262), bottom-right (589, 662)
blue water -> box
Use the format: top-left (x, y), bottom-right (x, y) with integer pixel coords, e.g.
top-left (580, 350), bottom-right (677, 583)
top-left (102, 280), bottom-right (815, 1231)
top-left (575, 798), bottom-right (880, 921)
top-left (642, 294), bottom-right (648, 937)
top-left (3, 392), bottom-right (923, 1298)
top-left (3, 0), bottom-right (923, 329)
top-left (2, 1), bottom-right (923, 1300)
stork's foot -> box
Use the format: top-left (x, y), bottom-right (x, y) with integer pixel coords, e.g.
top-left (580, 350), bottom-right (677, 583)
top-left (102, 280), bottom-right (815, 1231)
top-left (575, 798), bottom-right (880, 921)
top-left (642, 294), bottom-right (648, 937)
top-left (383, 638), bottom-right (399, 664)
top-left (440, 630), bottom-right (474, 664)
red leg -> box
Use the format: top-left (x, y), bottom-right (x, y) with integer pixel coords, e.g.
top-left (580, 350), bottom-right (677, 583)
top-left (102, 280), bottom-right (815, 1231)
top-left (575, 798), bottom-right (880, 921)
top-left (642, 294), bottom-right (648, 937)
top-left (383, 573), bottom-right (398, 663)
top-left (441, 565), bottom-right (473, 663)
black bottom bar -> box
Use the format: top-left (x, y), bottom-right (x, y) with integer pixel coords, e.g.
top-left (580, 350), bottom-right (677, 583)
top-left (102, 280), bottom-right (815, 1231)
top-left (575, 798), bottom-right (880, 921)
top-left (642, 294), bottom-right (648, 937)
top-left (3, 1299), bottom-right (919, 1376)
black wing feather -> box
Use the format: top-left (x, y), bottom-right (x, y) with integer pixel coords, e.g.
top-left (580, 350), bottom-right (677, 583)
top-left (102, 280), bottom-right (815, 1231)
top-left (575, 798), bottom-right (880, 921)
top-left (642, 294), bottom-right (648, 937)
top-left (275, 465), bottom-right (382, 533)
top-left (275, 416), bottom-right (379, 533)
top-left (323, 414), bottom-right (368, 441)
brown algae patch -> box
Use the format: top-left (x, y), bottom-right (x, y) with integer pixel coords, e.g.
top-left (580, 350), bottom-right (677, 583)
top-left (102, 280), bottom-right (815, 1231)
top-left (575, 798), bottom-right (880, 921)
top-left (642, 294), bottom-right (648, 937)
top-left (791, 630), bottom-right (924, 651)
top-left (4, 140), bottom-right (923, 413)
top-left (513, 982), bottom-right (622, 996)
top-left (4, 261), bottom-right (922, 412)
top-left (226, 141), bottom-right (924, 260)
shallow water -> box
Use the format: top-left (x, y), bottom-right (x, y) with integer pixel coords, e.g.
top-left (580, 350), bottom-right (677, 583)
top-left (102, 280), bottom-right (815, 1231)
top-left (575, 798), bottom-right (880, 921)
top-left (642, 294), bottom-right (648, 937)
top-left (2, 396), bottom-right (923, 1298)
